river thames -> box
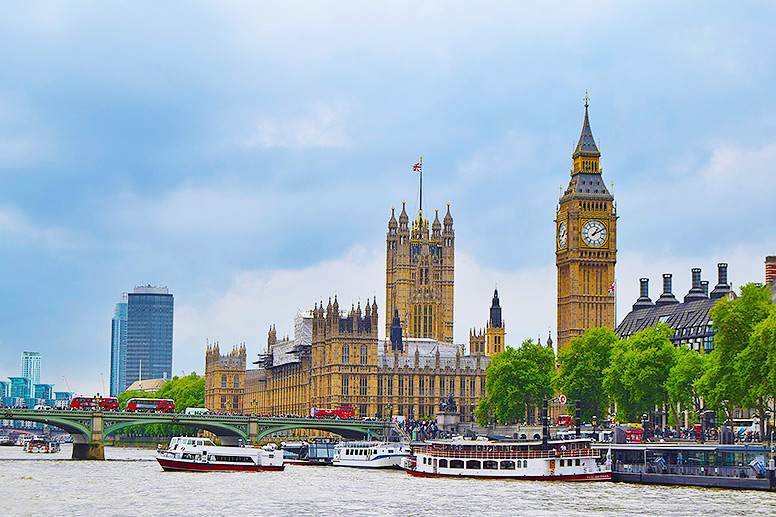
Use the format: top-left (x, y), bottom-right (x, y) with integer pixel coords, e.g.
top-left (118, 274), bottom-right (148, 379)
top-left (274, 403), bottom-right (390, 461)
top-left (2, 445), bottom-right (776, 516)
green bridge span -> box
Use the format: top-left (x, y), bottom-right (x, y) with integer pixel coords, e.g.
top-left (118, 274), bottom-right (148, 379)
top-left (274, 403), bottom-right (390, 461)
top-left (1, 408), bottom-right (393, 459)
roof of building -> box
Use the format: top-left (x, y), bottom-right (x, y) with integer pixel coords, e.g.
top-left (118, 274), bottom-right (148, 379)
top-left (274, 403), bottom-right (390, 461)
top-left (126, 378), bottom-right (166, 392)
top-left (572, 102), bottom-right (601, 158)
top-left (616, 298), bottom-right (718, 339)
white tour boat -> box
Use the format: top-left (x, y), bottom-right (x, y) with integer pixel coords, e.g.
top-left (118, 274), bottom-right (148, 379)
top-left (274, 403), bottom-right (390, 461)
top-left (156, 437), bottom-right (284, 472)
top-left (333, 441), bottom-right (410, 468)
top-left (404, 437), bottom-right (610, 481)
top-left (23, 438), bottom-right (61, 454)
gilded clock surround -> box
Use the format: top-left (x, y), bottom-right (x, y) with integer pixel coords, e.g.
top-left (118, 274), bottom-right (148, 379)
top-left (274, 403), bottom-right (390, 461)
top-left (555, 99), bottom-right (617, 352)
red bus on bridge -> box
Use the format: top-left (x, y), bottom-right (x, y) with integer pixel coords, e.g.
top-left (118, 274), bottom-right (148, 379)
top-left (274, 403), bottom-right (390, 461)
top-left (69, 397), bottom-right (120, 411)
top-left (125, 398), bottom-right (176, 413)
top-left (310, 405), bottom-right (356, 419)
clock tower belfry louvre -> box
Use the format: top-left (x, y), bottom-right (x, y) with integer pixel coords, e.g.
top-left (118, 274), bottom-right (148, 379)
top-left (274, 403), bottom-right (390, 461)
top-left (386, 201), bottom-right (454, 345)
top-left (556, 98), bottom-right (617, 351)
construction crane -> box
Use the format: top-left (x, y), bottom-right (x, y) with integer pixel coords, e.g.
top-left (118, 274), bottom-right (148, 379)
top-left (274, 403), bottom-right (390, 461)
top-left (61, 374), bottom-right (73, 394)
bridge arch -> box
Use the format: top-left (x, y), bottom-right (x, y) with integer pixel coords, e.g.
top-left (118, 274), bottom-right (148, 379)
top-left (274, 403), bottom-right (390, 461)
top-left (0, 410), bottom-right (92, 443)
top-left (102, 418), bottom-right (248, 445)
top-left (255, 422), bottom-right (384, 443)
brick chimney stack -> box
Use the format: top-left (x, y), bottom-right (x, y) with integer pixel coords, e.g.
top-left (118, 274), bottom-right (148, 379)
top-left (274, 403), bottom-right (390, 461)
top-left (766, 256), bottom-right (776, 285)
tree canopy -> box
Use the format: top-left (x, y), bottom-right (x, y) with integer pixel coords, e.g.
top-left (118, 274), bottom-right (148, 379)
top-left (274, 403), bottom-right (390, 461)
top-left (699, 284), bottom-right (773, 421)
top-left (554, 327), bottom-right (616, 422)
top-left (475, 340), bottom-right (554, 426)
top-left (603, 323), bottom-right (677, 422)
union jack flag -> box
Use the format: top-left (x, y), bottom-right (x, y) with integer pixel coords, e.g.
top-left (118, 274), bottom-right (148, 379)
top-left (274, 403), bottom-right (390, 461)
top-left (608, 280), bottom-right (616, 295)
top-left (413, 161), bottom-right (422, 172)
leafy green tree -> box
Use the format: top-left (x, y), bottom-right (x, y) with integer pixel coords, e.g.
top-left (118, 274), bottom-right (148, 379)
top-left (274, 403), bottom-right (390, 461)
top-left (554, 327), bottom-right (616, 422)
top-left (603, 323), bottom-right (676, 422)
top-left (666, 347), bottom-right (707, 425)
top-left (742, 305), bottom-right (776, 436)
top-left (699, 284), bottom-right (772, 421)
top-left (475, 339), bottom-right (554, 426)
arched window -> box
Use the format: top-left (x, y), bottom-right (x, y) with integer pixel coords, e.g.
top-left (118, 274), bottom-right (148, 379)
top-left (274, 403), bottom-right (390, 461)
top-left (221, 374), bottom-right (227, 388)
top-left (360, 345), bottom-right (368, 365)
top-left (342, 345), bottom-right (350, 364)
top-left (234, 376), bottom-right (239, 388)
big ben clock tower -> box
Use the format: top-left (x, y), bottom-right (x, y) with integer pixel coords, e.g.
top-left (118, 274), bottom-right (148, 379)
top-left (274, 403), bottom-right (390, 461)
top-left (556, 96), bottom-right (617, 351)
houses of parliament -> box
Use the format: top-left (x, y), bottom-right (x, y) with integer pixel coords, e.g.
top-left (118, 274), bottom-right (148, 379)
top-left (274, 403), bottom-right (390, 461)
top-left (204, 100), bottom-right (616, 420)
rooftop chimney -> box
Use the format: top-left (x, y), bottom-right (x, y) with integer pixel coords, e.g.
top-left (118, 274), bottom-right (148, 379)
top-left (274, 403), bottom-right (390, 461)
top-left (684, 268), bottom-right (707, 303)
top-left (655, 273), bottom-right (679, 306)
top-left (710, 263), bottom-right (731, 300)
top-left (632, 278), bottom-right (655, 311)
top-left (701, 280), bottom-right (709, 297)
top-left (766, 256), bottom-right (776, 285)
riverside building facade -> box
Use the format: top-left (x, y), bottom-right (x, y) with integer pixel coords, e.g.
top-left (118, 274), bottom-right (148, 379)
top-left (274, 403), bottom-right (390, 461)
top-left (205, 199), bottom-right (495, 422)
top-left (205, 299), bottom-right (490, 421)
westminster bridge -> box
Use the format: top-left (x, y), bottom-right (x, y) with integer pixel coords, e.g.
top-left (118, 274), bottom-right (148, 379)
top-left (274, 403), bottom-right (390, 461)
top-left (1, 408), bottom-right (394, 459)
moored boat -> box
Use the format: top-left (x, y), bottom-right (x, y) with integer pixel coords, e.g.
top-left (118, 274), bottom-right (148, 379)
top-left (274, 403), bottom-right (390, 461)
top-left (404, 437), bottom-right (610, 481)
top-left (333, 441), bottom-right (410, 469)
top-left (156, 437), bottom-right (284, 472)
top-left (23, 438), bottom-right (61, 454)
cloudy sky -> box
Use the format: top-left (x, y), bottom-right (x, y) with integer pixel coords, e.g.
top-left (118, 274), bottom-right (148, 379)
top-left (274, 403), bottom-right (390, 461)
top-left (1, 2), bottom-right (775, 396)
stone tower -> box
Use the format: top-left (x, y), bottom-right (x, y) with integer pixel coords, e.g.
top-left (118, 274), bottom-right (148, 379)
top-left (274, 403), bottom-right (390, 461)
top-left (386, 201), bottom-right (454, 344)
top-left (556, 98), bottom-right (617, 351)
top-left (470, 288), bottom-right (506, 357)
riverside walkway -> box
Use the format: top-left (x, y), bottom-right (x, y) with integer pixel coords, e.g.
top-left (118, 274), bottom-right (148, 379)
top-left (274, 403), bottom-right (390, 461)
top-left (1, 408), bottom-right (392, 459)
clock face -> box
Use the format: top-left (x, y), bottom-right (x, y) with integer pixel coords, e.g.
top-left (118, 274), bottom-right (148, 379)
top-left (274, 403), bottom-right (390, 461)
top-left (581, 220), bottom-right (607, 247)
top-left (557, 221), bottom-right (567, 249)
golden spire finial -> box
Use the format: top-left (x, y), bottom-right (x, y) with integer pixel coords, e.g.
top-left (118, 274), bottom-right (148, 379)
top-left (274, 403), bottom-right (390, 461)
top-left (584, 90), bottom-right (589, 108)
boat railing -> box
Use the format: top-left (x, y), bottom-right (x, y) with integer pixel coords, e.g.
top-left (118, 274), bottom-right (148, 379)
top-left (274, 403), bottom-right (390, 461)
top-left (418, 447), bottom-right (600, 460)
top-left (614, 462), bottom-right (767, 479)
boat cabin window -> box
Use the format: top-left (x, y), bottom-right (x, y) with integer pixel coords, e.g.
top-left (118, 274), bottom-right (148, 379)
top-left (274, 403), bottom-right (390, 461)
top-left (500, 460), bottom-right (515, 470)
top-left (466, 460), bottom-right (481, 469)
top-left (439, 459), bottom-right (448, 468)
top-left (450, 460), bottom-right (463, 469)
top-left (483, 460), bottom-right (498, 470)
top-left (560, 460), bottom-right (564, 467)
top-left (576, 459), bottom-right (580, 466)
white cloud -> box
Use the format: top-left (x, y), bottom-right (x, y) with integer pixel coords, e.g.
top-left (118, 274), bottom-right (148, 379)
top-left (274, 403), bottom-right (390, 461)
top-left (0, 205), bottom-right (87, 253)
top-left (244, 103), bottom-right (349, 149)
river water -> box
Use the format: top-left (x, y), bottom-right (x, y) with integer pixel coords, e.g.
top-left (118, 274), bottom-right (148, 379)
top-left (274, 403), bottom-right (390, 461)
top-left (2, 444), bottom-right (776, 516)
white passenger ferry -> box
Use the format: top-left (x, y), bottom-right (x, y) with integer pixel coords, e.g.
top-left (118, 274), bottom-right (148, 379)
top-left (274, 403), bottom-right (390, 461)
top-left (333, 441), bottom-right (410, 469)
top-left (156, 437), bottom-right (284, 472)
top-left (404, 437), bottom-right (610, 481)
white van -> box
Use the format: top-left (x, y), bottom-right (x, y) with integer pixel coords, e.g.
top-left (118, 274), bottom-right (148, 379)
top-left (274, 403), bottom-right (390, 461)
top-left (184, 407), bottom-right (210, 415)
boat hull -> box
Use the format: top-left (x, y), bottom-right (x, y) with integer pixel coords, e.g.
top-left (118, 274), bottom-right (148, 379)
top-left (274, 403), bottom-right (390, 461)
top-left (157, 457), bottom-right (284, 472)
top-left (405, 468), bottom-right (611, 481)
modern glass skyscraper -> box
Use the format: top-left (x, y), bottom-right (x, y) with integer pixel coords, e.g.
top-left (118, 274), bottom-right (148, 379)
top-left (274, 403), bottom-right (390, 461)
top-left (21, 351), bottom-right (41, 386)
top-left (109, 293), bottom-right (128, 397)
top-left (124, 285), bottom-right (174, 391)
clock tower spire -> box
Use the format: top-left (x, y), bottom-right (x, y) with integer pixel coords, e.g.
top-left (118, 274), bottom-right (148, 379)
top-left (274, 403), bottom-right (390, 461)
top-left (555, 96), bottom-right (617, 351)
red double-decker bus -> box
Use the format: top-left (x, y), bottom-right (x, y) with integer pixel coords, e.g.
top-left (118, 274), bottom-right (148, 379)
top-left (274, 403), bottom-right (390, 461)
top-left (69, 397), bottom-right (120, 411)
top-left (125, 398), bottom-right (176, 413)
top-left (310, 404), bottom-right (356, 419)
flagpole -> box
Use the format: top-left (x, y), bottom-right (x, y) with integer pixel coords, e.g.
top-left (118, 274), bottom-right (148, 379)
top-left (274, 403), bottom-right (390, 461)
top-left (419, 156), bottom-right (423, 215)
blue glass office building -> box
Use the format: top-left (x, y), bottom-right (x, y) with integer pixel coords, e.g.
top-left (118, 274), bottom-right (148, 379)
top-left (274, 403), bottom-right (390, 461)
top-left (109, 293), bottom-right (128, 396)
top-left (124, 286), bottom-right (174, 391)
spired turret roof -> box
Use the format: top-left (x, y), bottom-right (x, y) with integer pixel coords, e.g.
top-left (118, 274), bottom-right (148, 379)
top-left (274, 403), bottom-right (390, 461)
top-left (572, 101), bottom-right (600, 159)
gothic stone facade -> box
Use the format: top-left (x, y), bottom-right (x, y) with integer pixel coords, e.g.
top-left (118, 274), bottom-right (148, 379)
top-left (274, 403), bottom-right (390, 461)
top-left (386, 202), bottom-right (454, 343)
top-left (204, 299), bottom-right (489, 422)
